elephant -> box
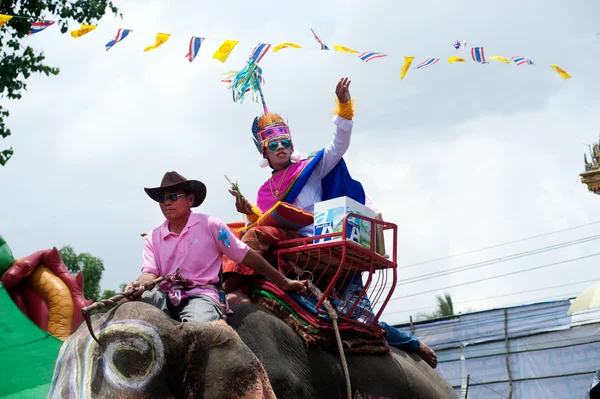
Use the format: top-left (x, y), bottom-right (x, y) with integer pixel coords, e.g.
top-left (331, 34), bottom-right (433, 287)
top-left (47, 300), bottom-right (457, 399)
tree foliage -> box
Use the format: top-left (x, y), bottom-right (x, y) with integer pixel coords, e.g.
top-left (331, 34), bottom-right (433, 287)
top-left (59, 245), bottom-right (105, 301)
top-left (0, 0), bottom-right (121, 166)
top-left (416, 293), bottom-right (455, 321)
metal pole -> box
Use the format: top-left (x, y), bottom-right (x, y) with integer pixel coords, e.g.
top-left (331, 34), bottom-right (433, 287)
top-left (504, 309), bottom-right (513, 399)
top-left (464, 374), bottom-right (470, 399)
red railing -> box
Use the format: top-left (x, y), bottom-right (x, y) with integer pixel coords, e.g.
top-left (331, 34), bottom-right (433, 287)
top-left (269, 213), bottom-right (398, 328)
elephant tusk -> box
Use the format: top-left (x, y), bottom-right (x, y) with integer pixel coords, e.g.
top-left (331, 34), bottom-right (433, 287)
top-left (80, 276), bottom-right (165, 346)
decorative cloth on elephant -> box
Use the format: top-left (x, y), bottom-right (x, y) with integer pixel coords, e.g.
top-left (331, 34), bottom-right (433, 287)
top-left (250, 281), bottom-right (389, 354)
top-left (142, 212), bottom-right (250, 314)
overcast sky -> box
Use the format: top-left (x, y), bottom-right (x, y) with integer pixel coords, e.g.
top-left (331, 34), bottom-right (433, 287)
top-left (2, 0), bottom-right (600, 325)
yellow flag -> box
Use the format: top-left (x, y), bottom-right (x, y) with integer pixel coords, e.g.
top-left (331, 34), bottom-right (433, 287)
top-left (0, 14), bottom-right (13, 27)
top-left (144, 33), bottom-right (171, 52)
top-left (212, 40), bottom-right (240, 62)
top-left (70, 24), bottom-right (97, 38)
top-left (489, 56), bottom-right (510, 64)
top-left (551, 64), bottom-right (571, 80)
top-left (448, 56), bottom-right (465, 64)
top-left (273, 42), bottom-right (302, 52)
top-left (400, 56), bottom-right (414, 80)
top-left (333, 44), bottom-right (359, 54)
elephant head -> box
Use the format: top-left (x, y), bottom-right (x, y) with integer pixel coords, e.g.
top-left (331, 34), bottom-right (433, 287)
top-left (47, 301), bottom-right (276, 399)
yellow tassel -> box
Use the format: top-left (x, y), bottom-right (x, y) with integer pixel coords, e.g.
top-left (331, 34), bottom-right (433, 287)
top-left (334, 98), bottom-right (355, 120)
top-left (245, 205), bottom-right (263, 224)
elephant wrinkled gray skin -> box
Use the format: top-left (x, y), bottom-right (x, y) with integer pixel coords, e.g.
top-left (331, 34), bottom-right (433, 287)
top-left (48, 301), bottom-right (456, 399)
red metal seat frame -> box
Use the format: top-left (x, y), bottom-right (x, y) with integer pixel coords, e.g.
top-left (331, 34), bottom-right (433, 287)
top-left (268, 213), bottom-right (398, 327)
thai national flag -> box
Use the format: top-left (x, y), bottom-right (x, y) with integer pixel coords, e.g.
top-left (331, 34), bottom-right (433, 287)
top-left (105, 28), bottom-right (132, 51)
top-left (512, 56), bottom-right (535, 66)
top-left (414, 58), bottom-right (440, 70)
top-left (28, 20), bottom-right (55, 36)
top-left (250, 43), bottom-right (271, 63)
top-left (311, 28), bottom-right (329, 50)
top-left (186, 36), bottom-right (204, 62)
top-left (358, 52), bottom-right (388, 62)
top-left (471, 47), bottom-right (488, 64)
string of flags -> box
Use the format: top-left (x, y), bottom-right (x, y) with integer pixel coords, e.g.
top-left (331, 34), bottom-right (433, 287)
top-left (0, 14), bottom-right (572, 81)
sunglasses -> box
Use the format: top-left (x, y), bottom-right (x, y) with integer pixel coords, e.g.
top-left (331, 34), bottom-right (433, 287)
top-left (158, 193), bottom-right (187, 204)
top-left (267, 139), bottom-right (292, 152)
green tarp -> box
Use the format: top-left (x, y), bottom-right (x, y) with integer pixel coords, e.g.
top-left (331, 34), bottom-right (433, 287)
top-left (0, 234), bottom-right (15, 275)
top-left (0, 282), bottom-right (62, 398)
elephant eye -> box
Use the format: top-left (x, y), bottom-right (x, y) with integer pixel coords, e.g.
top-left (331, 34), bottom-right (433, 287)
top-left (98, 322), bottom-right (166, 391)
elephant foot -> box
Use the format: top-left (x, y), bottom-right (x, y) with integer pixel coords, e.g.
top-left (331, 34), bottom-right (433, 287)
top-left (227, 288), bottom-right (251, 306)
top-left (417, 342), bottom-right (438, 369)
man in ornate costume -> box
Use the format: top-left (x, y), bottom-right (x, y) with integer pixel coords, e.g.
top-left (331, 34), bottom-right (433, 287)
top-left (220, 69), bottom-right (438, 367)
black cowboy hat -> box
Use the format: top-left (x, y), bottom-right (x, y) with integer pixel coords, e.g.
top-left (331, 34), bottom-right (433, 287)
top-left (144, 171), bottom-right (207, 208)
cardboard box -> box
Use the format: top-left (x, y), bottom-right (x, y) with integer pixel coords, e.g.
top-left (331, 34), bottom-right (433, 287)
top-left (313, 196), bottom-right (376, 249)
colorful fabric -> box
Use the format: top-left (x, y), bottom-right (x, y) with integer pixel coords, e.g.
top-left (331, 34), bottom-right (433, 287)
top-left (157, 268), bottom-right (217, 307)
top-left (105, 28), bottom-right (133, 51)
top-left (252, 280), bottom-right (386, 338)
top-left (221, 226), bottom-right (301, 275)
top-left (186, 36), bottom-right (204, 62)
top-left (358, 52), bottom-right (388, 62)
top-left (256, 158), bottom-right (313, 212)
top-left (246, 201), bottom-right (314, 231)
top-left (142, 213), bottom-right (250, 304)
top-left (284, 148), bottom-right (366, 207)
top-left (250, 43), bottom-right (271, 63)
top-left (28, 20), bottom-right (55, 36)
top-left (471, 47), bottom-right (489, 64)
top-left (512, 56), bottom-right (535, 65)
top-left (414, 58), bottom-right (439, 69)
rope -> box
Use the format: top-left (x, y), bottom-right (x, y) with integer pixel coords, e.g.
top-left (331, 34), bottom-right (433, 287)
top-left (290, 264), bottom-right (351, 399)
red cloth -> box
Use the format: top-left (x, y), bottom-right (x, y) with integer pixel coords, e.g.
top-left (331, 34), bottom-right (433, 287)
top-left (222, 226), bottom-right (301, 276)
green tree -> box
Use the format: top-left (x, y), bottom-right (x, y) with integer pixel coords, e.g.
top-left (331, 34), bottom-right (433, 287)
top-left (416, 293), bottom-right (455, 321)
top-left (100, 282), bottom-right (128, 300)
top-left (100, 289), bottom-right (117, 300)
top-left (0, 0), bottom-right (121, 166)
top-left (59, 245), bottom-right (105, 301)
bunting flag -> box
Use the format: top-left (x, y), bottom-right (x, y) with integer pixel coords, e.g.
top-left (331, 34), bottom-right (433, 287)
top-left (512, 56), bottom-right (535, 66)
top-left (358, 52), bottom-right (388, 62)
top-left (70, 24), bottom-right (97, 38)
top-left (414, 57), bottom-right (439, 70)
top-left (272, 42), bottom-right (302, 52)
top-left (311, 28), bottom-right (329, 50)
top-left (400, 56), bottom-right (414, 79)
top-left (144, 33), bottom-right (170, 52)
top-left (489, 55), bottom-right (510, 64)
top-left (448, 56), bottom-right (465, 64)
top-left (185, 36), bottom-right (204, 62)
top-left (28, 20), bottom-right (55, 36)
top-left (250, 43), bottom-right (271, 63)
top-left (333, 44), bottom-right (359, 54)
top-left (0, 12), bottom-right (575, 82)
top-left (471, 47), bottom-right (489, 64)
top-left (0, 14), bottom-right (13, 27)
top-left (105, 28), bottom-right (133, 51)
top-left (551, 64), bottom-right (571, 79)
top-left (212, 40), bottom-right (239, 62)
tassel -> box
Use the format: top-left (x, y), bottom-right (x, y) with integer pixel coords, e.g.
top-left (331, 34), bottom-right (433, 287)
top-left (290, 151), bottom-right (302, 162)
top-left (259, 158), bottom-right (269, 168)
top-left (222, 59), bottom-right (266, 106)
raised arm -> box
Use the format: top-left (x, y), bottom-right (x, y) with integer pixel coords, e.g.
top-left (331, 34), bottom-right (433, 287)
top-left (312, 77), bottom-right (355, 180)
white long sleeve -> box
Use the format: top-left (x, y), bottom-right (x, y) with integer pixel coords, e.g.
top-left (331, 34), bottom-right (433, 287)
top-left (292, 115), bottom-right (353, 236)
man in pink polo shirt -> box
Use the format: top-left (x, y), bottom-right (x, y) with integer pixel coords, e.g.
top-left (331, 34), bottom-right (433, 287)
top-left (126, 171), bottom-right (306, 323)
